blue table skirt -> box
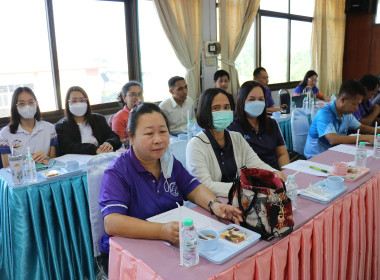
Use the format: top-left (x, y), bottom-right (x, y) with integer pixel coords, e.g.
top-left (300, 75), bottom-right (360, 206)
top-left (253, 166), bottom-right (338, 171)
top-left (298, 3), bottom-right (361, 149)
top-left (0, 174), bottom-right (96, 280)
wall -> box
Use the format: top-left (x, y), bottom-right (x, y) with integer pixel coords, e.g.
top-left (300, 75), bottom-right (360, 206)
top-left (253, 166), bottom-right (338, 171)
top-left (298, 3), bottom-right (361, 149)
top-left (343, 13), bottom-right (380, 80)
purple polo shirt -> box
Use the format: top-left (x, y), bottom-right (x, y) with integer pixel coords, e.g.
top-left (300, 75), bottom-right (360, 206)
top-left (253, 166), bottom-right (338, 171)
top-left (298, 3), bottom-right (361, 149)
top-left (265, 87), bottom-right (275, 108)
top-left (353, 100), bottom-right (373, 121)
top-left (98, 148), bottom-right (200, 254)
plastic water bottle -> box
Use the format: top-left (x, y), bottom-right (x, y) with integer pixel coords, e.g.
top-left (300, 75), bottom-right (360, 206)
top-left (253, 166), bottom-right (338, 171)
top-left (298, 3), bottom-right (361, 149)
top-left (330, 94), bottom-right (336, 103)
top-left (302, 97), bottom-right (309, 113)
top-left (285, 175), bottom-right (298, 210)
top-left (24, 147), bottom-right (37, 183)
top-left (187, 120), bottom-right (195, 140)
top-left (290, 101), bottom-right (296, 115)
top-left (181, 218), bottom-right (199, 267)
top-left (374, 134), bottom-right (380, 159)
top-left (355, 142), bottom-right (367, 167)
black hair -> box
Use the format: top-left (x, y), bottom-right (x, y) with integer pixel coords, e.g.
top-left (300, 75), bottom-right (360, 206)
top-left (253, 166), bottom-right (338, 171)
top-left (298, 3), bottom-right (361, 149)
top-left (213, 70), bottom-right (230, 82)
top-left (196, 88), bottom-right (232, 130)
top-left (168, 76), bottom-right (185, 89)
top-left (10, 87), bottom-right (41, 134)
top-left (235, 81), bottom-right (273, 135)
top-left (117, 81), bottom-right (143, 105)
top-left (128, 102), bottom-right (170, 138)
top-left (299, 70), bottom-right (318, 87)
top-left (338, 79), bottom-right (366, 99)
top-left (359, 74), bottom-right (379, 91)
top-left (253, 67), bottom-right (267, 78)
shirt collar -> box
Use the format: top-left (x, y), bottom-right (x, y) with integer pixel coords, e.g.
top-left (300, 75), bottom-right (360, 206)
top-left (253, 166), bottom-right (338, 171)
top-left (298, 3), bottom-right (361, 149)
top-left (123, 105), bottom-right (131, 113)
top-left (17, 120), bottom-right (43, 135)
top-left (203, 129), bottom-right (232, 150)
top-left (329, 101), bottom-right (345, 122)
top-left (170, 96), bottom-right (186, 108)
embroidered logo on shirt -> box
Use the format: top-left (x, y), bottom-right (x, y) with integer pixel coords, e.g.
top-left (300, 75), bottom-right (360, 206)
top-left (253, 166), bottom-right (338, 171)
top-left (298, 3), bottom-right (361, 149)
top-left (12, 140), bottom-right (22, 151)
top-left (168, 182), bottom-right (179, 197)
top-left (244, 135), bottom-right (250, 140)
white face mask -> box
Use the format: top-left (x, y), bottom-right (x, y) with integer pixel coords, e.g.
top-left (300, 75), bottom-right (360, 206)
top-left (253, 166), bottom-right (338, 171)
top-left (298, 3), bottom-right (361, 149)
top-left (17, 104), bottom-right (37, 119)
top-left (69, 103), bottom-right (88, 117)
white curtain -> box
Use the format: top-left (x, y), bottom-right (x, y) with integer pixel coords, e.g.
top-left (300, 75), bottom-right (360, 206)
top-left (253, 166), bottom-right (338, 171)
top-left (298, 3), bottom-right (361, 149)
top-left (153, 0), bottom-right (202, 101)
top-left (311, 0), bottom-right (346, 96)
top-left (219, 0), bottom-right (260, 96)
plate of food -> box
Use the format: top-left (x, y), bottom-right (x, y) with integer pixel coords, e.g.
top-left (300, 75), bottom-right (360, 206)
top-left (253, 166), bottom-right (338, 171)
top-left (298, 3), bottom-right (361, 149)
top-left (329, 166), bottom-right (370, 182)
top-left (40, 168), bottom-right (67, 179)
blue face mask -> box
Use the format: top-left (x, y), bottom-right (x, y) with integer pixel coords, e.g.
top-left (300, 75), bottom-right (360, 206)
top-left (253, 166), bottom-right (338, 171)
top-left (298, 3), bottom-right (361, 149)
top-left (244, 101), bottom-right (266, 117)
top-left (212, 110), bottom-right (233, 131)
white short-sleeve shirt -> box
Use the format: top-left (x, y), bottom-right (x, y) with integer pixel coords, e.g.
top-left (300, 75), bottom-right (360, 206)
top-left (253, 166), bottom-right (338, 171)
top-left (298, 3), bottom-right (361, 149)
top-left (78, 123), bottom-right (98, 146)
top-left (0, 120), bottom-right (57, 157)
top-left (159, 96), bottom-right (195, 131)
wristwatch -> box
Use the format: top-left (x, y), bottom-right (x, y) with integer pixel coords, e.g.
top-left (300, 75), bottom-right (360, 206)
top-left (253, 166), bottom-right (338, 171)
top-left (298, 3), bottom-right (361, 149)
top-left (208, 198), bottom-right (222, 215)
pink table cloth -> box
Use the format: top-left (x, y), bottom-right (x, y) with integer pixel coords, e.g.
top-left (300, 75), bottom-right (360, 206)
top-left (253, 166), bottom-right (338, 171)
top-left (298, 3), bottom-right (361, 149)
top-left (109, 149), bottom-right (380, 280)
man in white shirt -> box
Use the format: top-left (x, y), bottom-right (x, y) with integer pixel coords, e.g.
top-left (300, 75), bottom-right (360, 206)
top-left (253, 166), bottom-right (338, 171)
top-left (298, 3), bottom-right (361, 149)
top-left (159, 76), bottom-right (195, 131)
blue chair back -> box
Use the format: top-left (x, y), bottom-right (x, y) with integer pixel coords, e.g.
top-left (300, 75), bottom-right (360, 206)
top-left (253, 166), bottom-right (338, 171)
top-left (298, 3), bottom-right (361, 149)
top-left (169, 140), bottom-right (188, 169)
top-left (291, 108), bottom-right (310, 156)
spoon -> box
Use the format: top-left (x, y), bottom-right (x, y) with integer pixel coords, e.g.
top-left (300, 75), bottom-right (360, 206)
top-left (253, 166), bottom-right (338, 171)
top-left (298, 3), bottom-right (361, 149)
top-left (198, 231), bottom-right (209, 240)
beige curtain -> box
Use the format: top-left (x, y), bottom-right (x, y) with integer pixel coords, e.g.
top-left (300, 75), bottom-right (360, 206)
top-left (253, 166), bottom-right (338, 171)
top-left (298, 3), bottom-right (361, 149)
top-left (153, 0), bottom-right (202, 101)
top-left (311, 0), bottom-right (346, 96)
top-left (219, 0), bottom-right (260, 96)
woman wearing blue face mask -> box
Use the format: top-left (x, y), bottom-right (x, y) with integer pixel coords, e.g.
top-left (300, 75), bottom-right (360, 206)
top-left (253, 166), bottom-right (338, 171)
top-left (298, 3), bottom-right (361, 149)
top-left (186, 88), bottom-right (286, 197)
top-left (228, 81), bottom-right (290, 170)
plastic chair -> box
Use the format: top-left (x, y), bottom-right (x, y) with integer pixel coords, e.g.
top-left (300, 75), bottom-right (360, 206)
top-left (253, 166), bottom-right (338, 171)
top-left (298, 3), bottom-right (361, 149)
top-left (291, 108), bottom-right (310, 156)
top-left (86, 152), bottom-right (121, 277)
top-left (169, 140), bottom-right (188, 169)
top-left (278, 89), bottom-right (291, 113)
top-left (107, 114), bottom-right (115, 128)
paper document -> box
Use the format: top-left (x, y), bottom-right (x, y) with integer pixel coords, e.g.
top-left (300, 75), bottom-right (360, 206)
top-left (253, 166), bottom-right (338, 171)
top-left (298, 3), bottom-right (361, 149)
top-left (283, 160), bottom-right (333, 177)
top-left (147, 206), bottom-right (226, 231)
top-left (329, 144), bottom-right (373, 157)
top-left (54, 154), bottom-right (93, 165)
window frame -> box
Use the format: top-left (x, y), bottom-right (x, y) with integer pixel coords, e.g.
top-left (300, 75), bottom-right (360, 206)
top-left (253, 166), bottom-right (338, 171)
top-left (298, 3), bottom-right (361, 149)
top-left (0, 0), bottom-right (140, 127)
top-left (257, 1), bottom-right (313, 86)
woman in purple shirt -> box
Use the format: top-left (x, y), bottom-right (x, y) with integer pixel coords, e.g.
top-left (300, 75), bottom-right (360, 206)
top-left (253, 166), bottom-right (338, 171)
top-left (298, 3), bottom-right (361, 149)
top-left (98, 103), bottom-right (242, 271)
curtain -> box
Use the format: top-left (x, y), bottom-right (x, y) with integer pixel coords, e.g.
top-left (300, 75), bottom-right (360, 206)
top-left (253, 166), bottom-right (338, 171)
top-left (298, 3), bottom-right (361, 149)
top-left (153, 0), bottom-right (202, 101)
top-left (311, 0), bottom-right (346, 96)
top-left (219, 0), bottom-right (260, 96)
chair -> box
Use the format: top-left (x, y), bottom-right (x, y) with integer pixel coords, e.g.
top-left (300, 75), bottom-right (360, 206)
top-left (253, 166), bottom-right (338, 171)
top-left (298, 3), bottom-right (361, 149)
top-left (86, 152), bottom-right (121, 276)
top-left (169, 140), bottom-right (188, 169)
top-left (291, 95), bottom-right (306, 108)
top-left (107, 114), bottom-right (115, 128)
top-left (278, 89), bottom-right (291, 113)
top-left (291, 108), bottom-right (310, 156)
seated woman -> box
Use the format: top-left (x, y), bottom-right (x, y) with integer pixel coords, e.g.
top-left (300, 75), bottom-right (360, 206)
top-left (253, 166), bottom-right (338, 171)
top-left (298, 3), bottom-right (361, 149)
top-left (111, 81), bottom-right (143, 147)
top-left (228, 81), bottom-right (290, 170)
top-left (55, 86), bottom-right (121, 155)
top-left (186, 88), bottom-right (286, 198)
top-left (293, 70), bottom-right (328, 101)
top-left (0, 87), bottom-right (57, 167)
top-left (98, 103), bottom-right (242, 260)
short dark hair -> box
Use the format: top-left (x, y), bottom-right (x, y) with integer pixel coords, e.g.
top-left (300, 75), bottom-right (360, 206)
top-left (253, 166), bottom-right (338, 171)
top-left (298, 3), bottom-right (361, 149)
top-left (338, 79), bottom-right (366, 99)
top-left (196, 88), bottom-right (232, 130)
top-left (65, 86), bottom-right (92, 123)
top-left (253, 67), bottom-right (267, 77)
top-left (128, 102), bottom-right (169, 138)
top-left (168, 76), bottom-right (185, 89)
top-left (235, 81), bottom-right (273, 135)
top-left (117, 81), bottom-right (143, 105)
top-left (359, 74), bottom-right (379, 91)
top-left (213, 70), bottom-right (230, 82)
top-left (10, 87), bottom-right (41, 134)
top-left (299, 70), bottom-right (318, 87)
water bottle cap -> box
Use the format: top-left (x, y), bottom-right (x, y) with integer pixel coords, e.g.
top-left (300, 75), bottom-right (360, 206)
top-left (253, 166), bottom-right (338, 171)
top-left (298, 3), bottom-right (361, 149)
top-left (287, 175), bottom-right (295, 180)
top-left (183, 218), bottom-right (193, 226)
top-left (291, 101), bottom-right (295, 104)
top-left (377, 134), bottom-right (380, 137)
top-left (359, 142), bottom-right (366, 146)
top-left (189, 120), bottom-right (194, 123)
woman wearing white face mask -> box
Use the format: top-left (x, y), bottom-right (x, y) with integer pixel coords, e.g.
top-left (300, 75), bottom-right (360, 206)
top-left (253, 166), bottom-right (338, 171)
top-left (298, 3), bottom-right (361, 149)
top-left (186, 88), bottom-right (286, 198)
top-left (0, 87), bottom-right (57, 167)
top-left (228, 81), bottom-right (290, 170)
top-left (55, 86), bottom-right (121, 155)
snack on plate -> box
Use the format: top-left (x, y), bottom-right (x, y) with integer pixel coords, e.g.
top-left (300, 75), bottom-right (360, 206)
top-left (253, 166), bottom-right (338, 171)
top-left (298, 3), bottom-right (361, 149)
top-left (347, 166), bottom-right (359, 174)
top-left (221, 226), bottom-right (246, 243)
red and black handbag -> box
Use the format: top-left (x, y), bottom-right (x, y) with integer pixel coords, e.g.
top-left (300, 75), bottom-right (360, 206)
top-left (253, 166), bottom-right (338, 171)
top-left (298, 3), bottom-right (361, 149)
top-left (228, 168), bottom-right (294, 241)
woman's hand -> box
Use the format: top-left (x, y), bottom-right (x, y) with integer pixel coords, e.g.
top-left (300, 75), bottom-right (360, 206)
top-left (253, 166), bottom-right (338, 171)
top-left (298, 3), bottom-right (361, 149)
top-left (274, 170), bottom-right (287, 182)
top-left (212, 203), bottom-right (243, 225)
top-left (32, 151), bottom-right (49, 165)
top-left (96, 142), bottom-right (114, 154)
top-left (160, 221), bottom-right (179, 244)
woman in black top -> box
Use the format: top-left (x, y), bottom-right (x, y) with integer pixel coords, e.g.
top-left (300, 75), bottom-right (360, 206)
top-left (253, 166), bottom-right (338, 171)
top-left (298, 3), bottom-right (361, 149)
top-left (56, 86), bottom-right (121, 155)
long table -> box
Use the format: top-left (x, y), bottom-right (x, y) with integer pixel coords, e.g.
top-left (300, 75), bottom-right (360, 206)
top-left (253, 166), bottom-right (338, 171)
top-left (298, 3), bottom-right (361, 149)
top-left (108, 148), bottom-right (380, 279)
top-left (0, 169), bottom-right (96, 280)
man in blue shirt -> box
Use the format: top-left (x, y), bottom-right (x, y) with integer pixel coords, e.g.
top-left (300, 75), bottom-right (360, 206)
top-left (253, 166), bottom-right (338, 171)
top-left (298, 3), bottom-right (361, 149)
top-left (304, 79), bottom-right (379, 158)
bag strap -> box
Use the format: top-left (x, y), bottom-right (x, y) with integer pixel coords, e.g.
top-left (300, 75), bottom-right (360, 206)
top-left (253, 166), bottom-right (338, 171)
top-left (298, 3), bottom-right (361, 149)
top-left (236, 178), bottom-right (258, 216)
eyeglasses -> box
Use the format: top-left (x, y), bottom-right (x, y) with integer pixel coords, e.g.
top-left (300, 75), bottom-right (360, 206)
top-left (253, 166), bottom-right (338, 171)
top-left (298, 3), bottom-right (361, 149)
top-left (308, 78), bottom-right (318, 83)
top-left (16, 100), bottom-right (36, 107)
top-left (256, 76), bottom-right (269, 80)
top-left (69, 98), bottom-right (87, 104)
top-left (127, 92), bottom-right (143, 98)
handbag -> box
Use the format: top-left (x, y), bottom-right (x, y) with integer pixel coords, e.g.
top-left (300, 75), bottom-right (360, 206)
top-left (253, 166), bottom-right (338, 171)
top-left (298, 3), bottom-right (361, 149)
top-left (228, 168), bottom-right (294, 241)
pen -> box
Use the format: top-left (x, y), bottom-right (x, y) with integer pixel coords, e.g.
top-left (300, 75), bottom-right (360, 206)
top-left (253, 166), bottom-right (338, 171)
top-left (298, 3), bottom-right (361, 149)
top-left (164, 241), bottom-right (179, 251)
top-left (309, 165), bottom-right (329, 173)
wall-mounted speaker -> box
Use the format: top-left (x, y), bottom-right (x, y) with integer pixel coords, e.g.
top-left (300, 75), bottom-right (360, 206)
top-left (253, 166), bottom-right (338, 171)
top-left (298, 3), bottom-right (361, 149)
top-left (345, 0), bottom-right (376, 14)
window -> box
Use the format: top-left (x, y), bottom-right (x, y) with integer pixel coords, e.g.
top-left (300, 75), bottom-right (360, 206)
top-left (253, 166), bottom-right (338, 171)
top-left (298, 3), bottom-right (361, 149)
top-left (138, 0), bottom-right (186, 102)
top-left (375, 0), bottom-right (380, 24)
top-left (236, 0), bottom-right (314, 85)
